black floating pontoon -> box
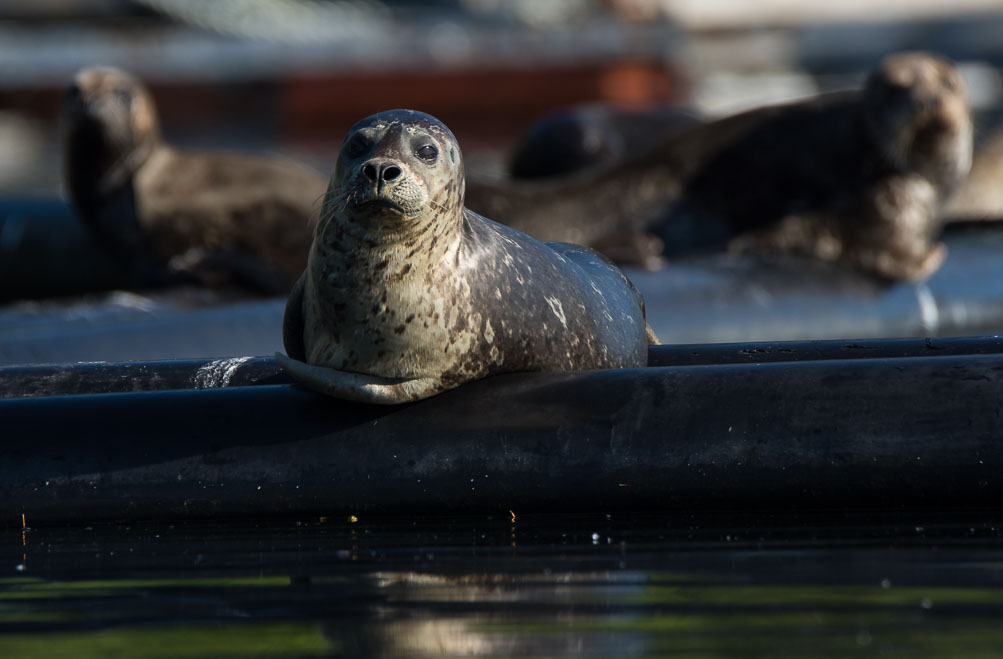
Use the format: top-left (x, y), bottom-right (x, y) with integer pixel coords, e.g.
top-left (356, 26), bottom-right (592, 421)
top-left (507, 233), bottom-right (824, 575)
top-left (2, 338), bottom-right (1001, 523)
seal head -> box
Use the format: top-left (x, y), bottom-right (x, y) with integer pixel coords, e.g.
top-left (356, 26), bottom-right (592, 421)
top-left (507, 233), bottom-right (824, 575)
top-left (326, 109), bottom-right (464, 240)
top-left (508, 104), bottom-right (702, 179)
top-left (279, 109), bottom-right (653, 404)
top-left (864, 52), bottom-right (972, 192)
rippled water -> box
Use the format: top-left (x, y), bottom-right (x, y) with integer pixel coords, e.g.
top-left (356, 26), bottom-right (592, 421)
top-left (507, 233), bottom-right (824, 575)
top-left (3, 512), bottom-right (1003, 657)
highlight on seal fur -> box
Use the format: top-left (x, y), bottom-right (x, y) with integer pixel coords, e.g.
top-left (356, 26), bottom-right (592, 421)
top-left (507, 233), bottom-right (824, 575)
top-left (465, 51), bottom-right (972, 282)
top-left (942, 122), bottom-right (1003, 222)
top-left (279, 109), bottom-right (656, 404)
top-left (62, 66), bottom-right (327, 294)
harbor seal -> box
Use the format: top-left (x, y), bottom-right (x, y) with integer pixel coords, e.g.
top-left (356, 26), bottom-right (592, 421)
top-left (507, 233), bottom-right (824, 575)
top-left (62, 66), bottom-right (327, 294)
top-left (277, 109), bottom-right (655, 404)
top-left (508, 103), bottom-right (702, 179)
top-left (466, 52), bottom-right (972, 281)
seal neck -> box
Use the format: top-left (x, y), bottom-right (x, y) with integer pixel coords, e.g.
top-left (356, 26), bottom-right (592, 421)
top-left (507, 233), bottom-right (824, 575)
top-left (64, 117), bottom-right (157, 210)
top-left (318, 205), bottom-right (463, 277)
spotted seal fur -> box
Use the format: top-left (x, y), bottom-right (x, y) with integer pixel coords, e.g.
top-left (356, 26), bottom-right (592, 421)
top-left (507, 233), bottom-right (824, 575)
top-left (62, 66), bottom-right (327, 293)
top-left (277, 109), bottom-right (656, 404)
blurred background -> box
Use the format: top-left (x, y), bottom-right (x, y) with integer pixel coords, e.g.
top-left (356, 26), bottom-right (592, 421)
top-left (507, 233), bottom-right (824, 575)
top-left (3, 0), bottom-right (1003, 361)
top-left (3, 0), bottom-right (1002, 194)
top-left (4, 8), bottom-right (1003, 655)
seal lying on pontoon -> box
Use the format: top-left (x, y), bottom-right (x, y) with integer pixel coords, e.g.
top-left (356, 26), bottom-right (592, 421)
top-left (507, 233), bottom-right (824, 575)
top-left (466, 51), bottom-right (973, 281)
top-left (277, 109), bottom-right (657, 404)
top-left (63, 66), bottom-right (326, 294)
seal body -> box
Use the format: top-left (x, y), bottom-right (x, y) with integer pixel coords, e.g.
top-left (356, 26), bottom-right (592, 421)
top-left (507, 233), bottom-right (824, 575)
top-left (63, 67), bottom-right (326, 293)
top-left (466, 52), bottom-right (972, 282)
top-left (279, 109), bottom-right (652, 404)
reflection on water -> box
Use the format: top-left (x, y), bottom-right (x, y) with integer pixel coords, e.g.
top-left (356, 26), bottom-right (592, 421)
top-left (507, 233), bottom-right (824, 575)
top-left (2, 513), bottom-right (1002, 657)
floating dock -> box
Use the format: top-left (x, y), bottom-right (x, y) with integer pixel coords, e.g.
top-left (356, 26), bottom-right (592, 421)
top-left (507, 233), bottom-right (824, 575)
top-left (2, 338), bottom-right (1000, 523)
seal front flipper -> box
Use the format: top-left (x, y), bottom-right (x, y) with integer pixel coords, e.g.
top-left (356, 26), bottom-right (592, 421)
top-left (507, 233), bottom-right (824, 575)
top-left (275, 352), bottom-right (442, 404)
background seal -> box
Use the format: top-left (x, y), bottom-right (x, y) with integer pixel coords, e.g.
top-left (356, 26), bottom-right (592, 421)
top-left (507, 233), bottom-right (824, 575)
top-left (465, 51), bottom-right (972, 282)
top-left (507, 103), bottom-right (702, 180)
top-left (63, 66), bottom-right (327, 294)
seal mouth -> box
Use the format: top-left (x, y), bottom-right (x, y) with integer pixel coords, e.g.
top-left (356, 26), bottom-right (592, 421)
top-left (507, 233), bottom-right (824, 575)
top-left (352, 196), bottom-right (421, 217)
top-left (356, 198), bottom-right (404, 211)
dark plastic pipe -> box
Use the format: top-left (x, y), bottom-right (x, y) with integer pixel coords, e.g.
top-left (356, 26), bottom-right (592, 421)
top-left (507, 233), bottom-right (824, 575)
top-left (3, 336), bottom-right (1003, 398)
top-left (2, 352), bottom-right (1001, 523)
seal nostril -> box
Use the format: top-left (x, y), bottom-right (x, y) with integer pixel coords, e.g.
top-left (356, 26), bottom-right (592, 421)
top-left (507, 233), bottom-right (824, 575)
top-left (382, 165), bottom-right (401, 182)
top-left (363, 164), bottom-right (378, 181)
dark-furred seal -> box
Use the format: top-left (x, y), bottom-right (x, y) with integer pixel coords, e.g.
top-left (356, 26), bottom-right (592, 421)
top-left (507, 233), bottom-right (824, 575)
top-left (63, 67), bottom-right (327, 294)
top-left (508, 103), bottom-right (702, 179)
top-left (278, 109), bottom-right (655, 404)
top-left (466, 52), bottom-right (972, 281)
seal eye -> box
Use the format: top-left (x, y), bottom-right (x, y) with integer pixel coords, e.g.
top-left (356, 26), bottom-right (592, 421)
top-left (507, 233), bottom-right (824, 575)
top-left (416, 144), bottom-right (438, 162)
top-left (346, 136), bottom-right (370, 159)
top-left (113, 87), bottom-right (133, 105)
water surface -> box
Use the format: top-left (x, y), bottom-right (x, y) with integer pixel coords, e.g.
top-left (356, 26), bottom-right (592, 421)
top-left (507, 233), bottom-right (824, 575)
top-left (3, 512), bottom-right (1002, 657)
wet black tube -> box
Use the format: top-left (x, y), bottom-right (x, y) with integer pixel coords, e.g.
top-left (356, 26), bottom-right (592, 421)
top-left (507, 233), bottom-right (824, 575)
top-left (645, 336), bottom-right (1003, 366)
top-left (2, 352), bottom-right (1000, 523)
top-left (0, 357), bottom-right (290, 399)
top-left (3, 336), bottom-right (1003, 398)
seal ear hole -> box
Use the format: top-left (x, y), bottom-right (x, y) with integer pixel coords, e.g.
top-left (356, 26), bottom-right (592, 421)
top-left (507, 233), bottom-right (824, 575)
top-left (416, 144), bottom-right (438, 162)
